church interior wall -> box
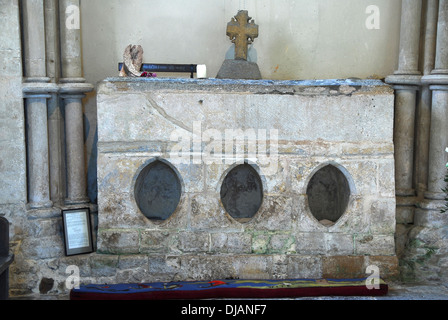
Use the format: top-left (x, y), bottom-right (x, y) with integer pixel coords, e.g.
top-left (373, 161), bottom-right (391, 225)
top-left (2, 0), bottom-right (448, 298)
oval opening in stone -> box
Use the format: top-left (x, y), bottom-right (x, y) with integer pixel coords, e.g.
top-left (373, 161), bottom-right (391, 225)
top-left (220, 163), bottom-right (263, 223)
top-left (306, 165), bottom-right (350, 227)
top-left (134, 160), bottom-right (182, 221)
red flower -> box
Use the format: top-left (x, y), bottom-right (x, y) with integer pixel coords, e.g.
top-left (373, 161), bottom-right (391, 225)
top-left (141, 72), bottom-right (157, 78)
top-left (209, 280), bottom-right (227, 287)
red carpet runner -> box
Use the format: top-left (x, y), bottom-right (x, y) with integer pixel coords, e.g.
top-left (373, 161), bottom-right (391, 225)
top-left (70, 278), bottom-right (388, 300)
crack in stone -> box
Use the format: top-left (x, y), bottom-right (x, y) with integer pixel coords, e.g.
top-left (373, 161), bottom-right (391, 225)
top-left (145, 94), bottom-right (192, 133)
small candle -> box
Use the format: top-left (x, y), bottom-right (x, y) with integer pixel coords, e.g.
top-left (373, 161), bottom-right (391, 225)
top-left (197, 65), bottom-right (207, 78)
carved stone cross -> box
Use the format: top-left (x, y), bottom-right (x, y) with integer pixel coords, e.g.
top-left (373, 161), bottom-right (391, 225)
top-left (226, 10), bottom-right (259, 61)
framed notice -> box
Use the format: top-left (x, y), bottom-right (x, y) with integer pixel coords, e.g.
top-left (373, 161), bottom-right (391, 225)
top-left (62, 208), bottom-right (94, 256)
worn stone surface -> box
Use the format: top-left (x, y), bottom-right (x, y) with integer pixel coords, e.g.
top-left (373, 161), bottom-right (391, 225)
top-left (0, 0), bottom-right (26, 205)
top-left (92, 77), bottom-right (397, 287)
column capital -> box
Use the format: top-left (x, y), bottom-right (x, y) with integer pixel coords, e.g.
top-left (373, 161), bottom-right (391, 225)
top-left (59, 81), bottom-right (94, 96)
top-left (421, 73), bottom-right (448, 86)
top-left (23, 81), bottom-right (60, 97)
top-left (385, 74), bottom-right (422, 86)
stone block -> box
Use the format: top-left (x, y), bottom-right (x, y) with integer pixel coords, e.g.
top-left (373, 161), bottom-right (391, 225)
top-left (295, 232), bottom-right (326, 255)
top-left (414, 209), bottom-right (448, 228)
top-left (396, 206), bottom-right (414, 224)
top-left (181, 255), bottom-right (238, 280)
top-left (20, 236), bottom-right (65, 260)
top-left (325, 233), bottom-right (355, 255)
top-left (0, 141), bottom-right (27, 204)
top-left (178, 232), bottom-right (210, 253)
top-left (378, 160), bottom-right (396, 197)
top-left (262, 156), bottom-right (289, 195)
top-left (89, 255), bottom-right (119, 278)
top-left (116, 255), bottom-right (150, 283)
top-left (147, 256), bottom-right (182, 281)
top-left (251, 233), bottom-right (270, 254)
top-left (269, 233), bottom-right (296, 253)
top-left (97, 230), bottom-right (139, 254)
top-left (287, 255), bottom-right (322, 279)
top-left (232, 255), bottom-right (272, 279)
top-left (190, 194), bottom-right (234, 230)
top-left (355, 234), bottom-right (396, 256)
top-left (193, 195), bottom-right (230, 227)
top-left (248, 196), bottom-right (293, 231)
top-left (366, 256), bottom-right (399, 280)
top-left (140, 230), bottom-right (174, 254)
top-left (210, 232), bottom-right (251, 254)
top-left (322, 256), bottom-right (365, 279)
top-left (95, 78), bottom-right (396, 280)
top-left (369, 199), bottom-right (397, 234)
top-left (352, 160), bottom-right (380, 194)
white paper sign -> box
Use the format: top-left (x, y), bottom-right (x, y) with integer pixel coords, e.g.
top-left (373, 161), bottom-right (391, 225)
top-left (65, 211), bottom-right (90, 250)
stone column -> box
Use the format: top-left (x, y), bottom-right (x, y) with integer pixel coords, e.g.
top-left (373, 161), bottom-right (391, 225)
top-left (415, 0), bottom-right (439, 196)
top-left (393, 85), bottom-right (420, 196)
top-left (422, 0), bottom-right (448, 202)
top-left (45, 0), bottom-right (66, 205)
top-left (60, 90), bottom-right (91, 205)
top-left (386, 0), bottom-right (422, 197)
top-left (59, 0), bottom-right (93, 205)
top-left (21, 0), bottom-right (59, 209)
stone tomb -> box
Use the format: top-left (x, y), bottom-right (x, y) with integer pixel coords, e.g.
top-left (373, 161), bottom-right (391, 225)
top-left (96, 77), bottom-right (398, 281)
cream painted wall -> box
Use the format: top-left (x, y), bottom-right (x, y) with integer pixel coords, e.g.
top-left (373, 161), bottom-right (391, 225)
top-left (79, 0), bottom-right (402, 202)
top-left (80, 0), bottom-right (401, 83)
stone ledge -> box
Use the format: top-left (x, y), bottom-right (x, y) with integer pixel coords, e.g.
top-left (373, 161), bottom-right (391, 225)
top-left (99, 77), bottom-right (392, 96)
top-left (82, 253), bottom-right (399, 282)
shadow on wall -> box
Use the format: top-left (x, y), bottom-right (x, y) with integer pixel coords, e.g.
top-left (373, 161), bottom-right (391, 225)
top-left (83, 93), bottom-right (98, 204)
top-left (225, 44), bottom-right (258, 63)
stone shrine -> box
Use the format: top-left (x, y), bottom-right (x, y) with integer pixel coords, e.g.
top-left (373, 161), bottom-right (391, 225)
top-left (5, 0), bottom-right (448, 298)
top-left (96, 77), bottom-right (398, 280)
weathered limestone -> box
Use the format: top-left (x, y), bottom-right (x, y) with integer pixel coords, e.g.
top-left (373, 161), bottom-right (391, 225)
top-left (59, 0), bottom-right (93, 205)
top-left (59, 0), bottom-right (83, 80)
top-left (23, 93), bottom-right (52, 209)
top-left (415, 0), bottom-right (438, 196)
top-left (0, 0), bottom-right (27, 206)
top-left (404, 1), bottom-right (448, 282)
top-left (386, 0), bottom-right (422, 196)
top-left (45, 0), bottom-right (65, 205)
top-left (2, 0), bottom-right (97, 297)
top-left (95, 78), bottom-right (397, 282)
top-left (392, 85), bottom-right (419, 196)
top-left (422, 0), bottom-right (448, 202)
top-left (59, 85), bottom-right (92, 205)
top-left (389, 0), bottom-right (448, 282)
top-left (22, 0), bottom-right (58, 209)
top-left (385, 1), bottom-right (423, 267)
top-left (21, 0), bottom-right (46, 79)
